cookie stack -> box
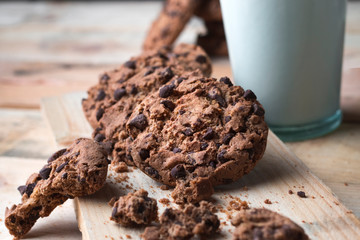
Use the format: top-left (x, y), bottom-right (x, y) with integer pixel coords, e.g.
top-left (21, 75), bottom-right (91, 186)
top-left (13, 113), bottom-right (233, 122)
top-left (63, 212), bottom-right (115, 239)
top-left (143, 0), bottom-right (228, 56)
top-left (82, 43), bottom-right (268, 204)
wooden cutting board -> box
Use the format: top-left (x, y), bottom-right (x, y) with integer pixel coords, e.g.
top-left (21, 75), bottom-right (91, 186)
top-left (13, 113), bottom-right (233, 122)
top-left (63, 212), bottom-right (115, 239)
top-left (41, 93), bottom-right (360, 240)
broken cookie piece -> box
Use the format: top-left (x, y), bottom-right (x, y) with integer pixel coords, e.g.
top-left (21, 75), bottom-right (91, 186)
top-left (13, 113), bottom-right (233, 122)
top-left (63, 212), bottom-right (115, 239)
top-left (110, 189), bottom-right (158, 226)
top-left (231, 208), bottom-right (309, 240)
top-left (5, 138), bottom-right (108, 239)
top-left (142, 201), bottom-right (219, 240)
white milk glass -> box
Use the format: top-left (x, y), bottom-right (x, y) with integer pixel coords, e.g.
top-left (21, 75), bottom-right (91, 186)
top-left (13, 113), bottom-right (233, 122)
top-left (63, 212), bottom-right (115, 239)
top-left (220, 0), bottom-right (346, 141)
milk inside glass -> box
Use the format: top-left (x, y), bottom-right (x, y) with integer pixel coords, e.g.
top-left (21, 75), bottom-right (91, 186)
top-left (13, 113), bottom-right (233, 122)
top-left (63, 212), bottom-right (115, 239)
top-left (220, 0), bottom-right (345, 141)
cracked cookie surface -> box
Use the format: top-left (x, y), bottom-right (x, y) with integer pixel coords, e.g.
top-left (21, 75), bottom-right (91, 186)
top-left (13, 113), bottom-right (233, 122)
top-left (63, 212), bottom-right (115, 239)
top-left (142, 201), bottom-right (219, 240)
top-left (127, 74), bottom-right (268, 203)
top-left (110, 189), bottom-right (158, 226)
top-left (231, 208), bottom-right (309, 240)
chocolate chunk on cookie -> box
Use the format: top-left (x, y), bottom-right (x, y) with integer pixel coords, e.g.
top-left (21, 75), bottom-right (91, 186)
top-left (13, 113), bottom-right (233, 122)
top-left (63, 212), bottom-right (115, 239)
top-left (231, 208), bottom-right (309, 240)
top-left (127, 74), bottom-right (268, 203)
top-left (110, 189), bottom-right (158, 226)
top-left (141, 201), bottom-right (219, 240)
top-left (5, 138), bottom-right (108, 238)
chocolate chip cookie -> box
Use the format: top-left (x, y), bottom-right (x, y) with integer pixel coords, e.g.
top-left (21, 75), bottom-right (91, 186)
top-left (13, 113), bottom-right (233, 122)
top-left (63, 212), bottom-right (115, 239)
top-left (82, 43), bottom-right (211, 130)
top-left (141, 201), bottom-right (219, 240)
top-left (5, 138), bottom-right (108, 238)
top-left (110, 189), bottom-right (158, 226)
top-left (126, 74), bottom-right (268, 203)
top-left (194, 0), bottom-right (222, 22)
top-left (197, 21), bottom-right (228, 56)
top-left (143, 0), bottom-right (202, 51)
top-left (84, 44), bottom-right (211, 167)
top-left (231, 208), bottom-right (309, 240)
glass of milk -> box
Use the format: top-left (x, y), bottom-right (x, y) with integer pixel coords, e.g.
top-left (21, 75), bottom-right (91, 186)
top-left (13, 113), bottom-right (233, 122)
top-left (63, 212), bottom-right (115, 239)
top-left (220, 0), bottom-right (346, 141)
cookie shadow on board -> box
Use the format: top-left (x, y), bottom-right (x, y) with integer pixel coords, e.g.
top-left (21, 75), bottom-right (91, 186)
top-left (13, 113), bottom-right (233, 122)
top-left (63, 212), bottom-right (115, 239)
top-left (24, 215), bottom-right (81, 239)
top-left (215, 151), bottom-right (298, 191)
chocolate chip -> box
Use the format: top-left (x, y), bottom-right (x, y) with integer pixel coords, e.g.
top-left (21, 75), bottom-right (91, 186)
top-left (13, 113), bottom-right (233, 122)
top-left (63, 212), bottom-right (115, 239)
top-left (195, 55), bottom-right (207, 64)
top-left (124, 60), bottom-right (136, 69)
top-left (170, 165), bottom-right (186, 179)
top-left (297, 191), bottom-right (306, 198)
top-left (179, 109), bottom-right (185, 115)
top-left (160, 67), bottom-right (174, 83)
top-left (215, 95), bottom-right (227, 107)
top-left (253, 228), bottom-right (264, 239)
top-left (160, 100), bottom-right (176, 111)
top-left (243, 89), bottom-right (257, 100)
top-left (47, 148), bottom-right (67, 163)
top-left (17, 185), bottom-right (26, 195)
top-left (208, 88), bottom-right (227, 107)
top-left (111, 206), bottom-right (118, 218)
top-left (96, 108), bottom-right (104, 121)
top-left (209, 161), bottom-right (217, 168)
top-left (128, 114), bottom-right (148, 131)
top-left (100, 73), bottom-right (110, 84)
top-left (253, 103), bottom-right (265, 116)
top-left (25, 183), bottom-right (36, 196)
top-left (144, 68), bottom-right (154, 76)
top-left (225, 116), bottom-right (231, 123)
top-left (159, 84), bottom-right (175, 98)
top-left (94, 133), bottom-right (105, 142)
top-left (130, 85), bottom-right (138, 95)
top-left (145, 167), bottom-right (160, 179)
top-left (223, 132), bottom-right (235, 145)
top-left (200, 142), bottom-right (209, 150)
top-left (62, 172), bottom-right (68, 179)
top-left (126, 154), bottom-right (133, 162)
top-left (139, 149), bottom-right (150, 160)
top-left (95, 89), bottom-right (106, 101)
top-left (183, 128), bottom-right (193, 136)
top-left (39, 167), bottom-right (52, 180)
top-left (219, 77), bottom-right (233, 87)
top-left (217, 150), bottom-right (228, 163)
top-left (55, 162), bottom-right (68, 172)
top-left (177, 77), bottom-right (186, 84)
top-left (172, 147), bottom-right (182, 153)
top-left (203, 127), bottom-right (215, 140)
top-left (114, 88), bottom-right (126, 100)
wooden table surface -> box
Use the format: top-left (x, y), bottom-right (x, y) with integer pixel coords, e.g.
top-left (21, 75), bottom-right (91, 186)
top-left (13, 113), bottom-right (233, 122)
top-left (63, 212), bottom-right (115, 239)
top-left (0, 1), bottom-right (359, 239)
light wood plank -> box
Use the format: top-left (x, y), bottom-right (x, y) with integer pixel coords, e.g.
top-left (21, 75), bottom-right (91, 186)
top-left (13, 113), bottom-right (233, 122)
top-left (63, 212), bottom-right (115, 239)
top-left (0, 157), bottom-right (81, 240)
top-left (42, 93), bottom-right (360, 240)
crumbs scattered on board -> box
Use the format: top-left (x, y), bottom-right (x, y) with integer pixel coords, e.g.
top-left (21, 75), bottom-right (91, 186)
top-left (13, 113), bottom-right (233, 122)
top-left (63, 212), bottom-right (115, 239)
top-left (159, 198), bottom-right (170, 206)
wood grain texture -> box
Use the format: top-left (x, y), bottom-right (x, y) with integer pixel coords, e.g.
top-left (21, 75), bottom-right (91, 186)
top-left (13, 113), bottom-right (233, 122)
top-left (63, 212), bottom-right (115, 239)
top-left (0, 109), bottom-right (58, 158)
top-left (0, 157), bottom-right (81, 240)
top-left (41, 93), bottom-right (360, 240)
top-left (1, 1), bottom-right (359, 115)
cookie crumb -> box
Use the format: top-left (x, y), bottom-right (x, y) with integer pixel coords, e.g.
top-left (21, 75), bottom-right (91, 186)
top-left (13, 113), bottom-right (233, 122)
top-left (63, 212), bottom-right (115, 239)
top-left (227, 198), bottom-right (249, 211)
top-left (160, 184), bottom-right (169, 190)
top-left (114, 162), bottom-right (128, 173)
top-left (297, 191), bottom-right (306, 198)
top-left (264, 199), bottom-right (272, 204)
top-left (108, 197), bottom-right (118, 207)
top-left (344, 182), bottom-right (349, 186)
top-left (126, 235), bottom-right (132, 239)
top-left (159, 198), bottom-right (170, 206)
top-left (288, 190), bottom-right (293, 194)
top-left (110, 189), bottom-right (158, 226)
